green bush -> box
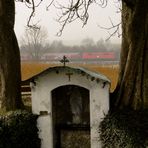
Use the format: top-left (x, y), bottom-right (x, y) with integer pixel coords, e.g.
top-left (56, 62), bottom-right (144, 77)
top-left (99, 109), bottom-right (148, 148)
top-left (0, 110), bottom-right (40, 148)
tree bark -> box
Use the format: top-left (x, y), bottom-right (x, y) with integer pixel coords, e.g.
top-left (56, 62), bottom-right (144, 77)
top-left (114, 0), bottom-right (148, 110)
top-left (0, 0), bottom-right (23, 110)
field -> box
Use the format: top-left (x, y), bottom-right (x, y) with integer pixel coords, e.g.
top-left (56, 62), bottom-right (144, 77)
top-left (21, 62), bottom-right (119, 92)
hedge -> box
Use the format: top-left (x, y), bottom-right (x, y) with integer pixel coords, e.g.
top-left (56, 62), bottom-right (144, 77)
top-left (0, 110), bottom-right (40, 148)
top-left (99, 109), bottom-right (148, 148)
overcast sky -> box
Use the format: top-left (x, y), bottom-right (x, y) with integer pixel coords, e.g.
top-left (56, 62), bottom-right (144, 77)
top-left (14, 0), bottom-right (121, 45)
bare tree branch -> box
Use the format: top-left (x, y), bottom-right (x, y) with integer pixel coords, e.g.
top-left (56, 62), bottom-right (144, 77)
top-left (98, 17), bottom-right (121, 41)
top-left (16, 0), bottom-right (43, 29)
top-left (114, 0), bottom-right (122, 13)
top-left (16, 0), bottom-right (121, 40)
top-left (54, 0), bottom-right (96, 36)
top-left (94, 0), bottom-right (108, 8)
top-left (53, 0), bottom-right (111, 36)
top-left (27, 0), bottom-right (35, 28)
top-left (46, 0), bottom-right (55, 10)
top-left (20, 27), bottom-right (48, 61)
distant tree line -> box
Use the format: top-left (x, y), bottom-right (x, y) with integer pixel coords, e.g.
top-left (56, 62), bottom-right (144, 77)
top-left (20, 28), bottom-right (121, 62)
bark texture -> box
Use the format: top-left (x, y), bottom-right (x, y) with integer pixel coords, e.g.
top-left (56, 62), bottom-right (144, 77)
top-left (0, 0), bottom-right (23, 110)
top-left (114, 0), bottom-right (148, 110)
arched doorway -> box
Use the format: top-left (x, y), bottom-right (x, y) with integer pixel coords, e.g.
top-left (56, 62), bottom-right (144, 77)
top-left (52, 85), bottom-right (90, 148)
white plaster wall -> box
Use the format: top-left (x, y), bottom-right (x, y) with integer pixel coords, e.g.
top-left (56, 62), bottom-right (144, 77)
top-left (90, 84), bottom-right (109, 148)
top-left (31, 70), bottom-right (109, 148)
top-left (37, 115), bottom-right (53, 148)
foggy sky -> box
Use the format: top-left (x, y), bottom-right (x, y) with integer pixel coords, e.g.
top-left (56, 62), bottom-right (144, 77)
top-left (14, 0), bottom-right (121, 45)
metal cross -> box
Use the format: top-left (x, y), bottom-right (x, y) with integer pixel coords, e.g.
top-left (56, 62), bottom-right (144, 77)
top-left (66, 72), bottom-right (73, 81)
top-left (60, 55), bottom-right (69, 67)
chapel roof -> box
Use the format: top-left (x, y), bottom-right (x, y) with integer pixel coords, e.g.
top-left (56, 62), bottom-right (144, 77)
top-left (24, 66), bottom-right (111, 83)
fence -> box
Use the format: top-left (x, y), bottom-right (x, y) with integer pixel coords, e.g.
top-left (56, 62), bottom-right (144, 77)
top-left (21, 81), bottom-right (31, 96)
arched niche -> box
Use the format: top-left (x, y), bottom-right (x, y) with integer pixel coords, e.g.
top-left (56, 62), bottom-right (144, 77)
top-left (51, 85), bottom-right (90, 148)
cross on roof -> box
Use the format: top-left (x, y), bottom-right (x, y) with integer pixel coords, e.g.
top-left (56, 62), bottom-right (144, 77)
top-left (60, 55), bottom-right (69, 67)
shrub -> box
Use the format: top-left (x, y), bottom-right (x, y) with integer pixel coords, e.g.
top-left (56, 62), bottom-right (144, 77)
top-left (99, 109), bottom-right (148, 148)
top-left (0, 110), bottom-right (40, 148)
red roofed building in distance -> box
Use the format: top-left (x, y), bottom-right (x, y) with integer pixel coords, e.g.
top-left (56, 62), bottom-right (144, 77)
top-left (82, 52), bottom-right (115, 60)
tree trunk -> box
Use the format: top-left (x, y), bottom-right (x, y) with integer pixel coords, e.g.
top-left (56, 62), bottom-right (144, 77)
top-left (113, 0), bottom-right (148, 110)
top-left (0, 0), bottom-right (23, 110)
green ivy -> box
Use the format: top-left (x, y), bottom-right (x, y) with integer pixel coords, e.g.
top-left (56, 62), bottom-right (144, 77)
top-left (99, 109), bottom-right (148, 148)
top-left (0, 110), bottom-right (40, 148)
